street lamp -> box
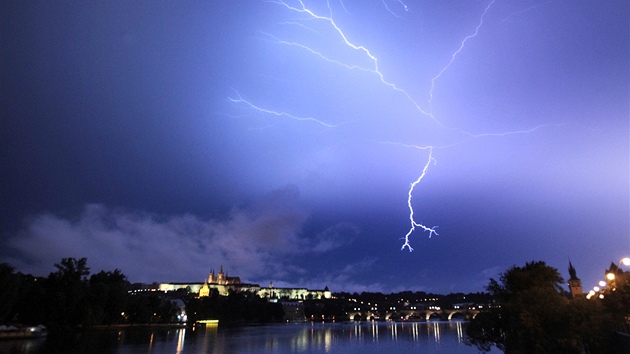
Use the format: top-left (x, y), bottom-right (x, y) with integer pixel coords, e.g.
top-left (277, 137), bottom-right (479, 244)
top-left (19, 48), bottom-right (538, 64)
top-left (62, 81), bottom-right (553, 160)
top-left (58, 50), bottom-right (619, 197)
top-left (605, 257), bottom-right (630, 291)
top-left (585, 258), bottom-right (630, 300)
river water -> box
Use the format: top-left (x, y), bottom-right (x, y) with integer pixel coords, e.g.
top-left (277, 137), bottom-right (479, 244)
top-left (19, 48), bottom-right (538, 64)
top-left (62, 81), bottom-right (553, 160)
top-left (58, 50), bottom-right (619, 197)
top-left (1, 321), bottom-right (498, 353)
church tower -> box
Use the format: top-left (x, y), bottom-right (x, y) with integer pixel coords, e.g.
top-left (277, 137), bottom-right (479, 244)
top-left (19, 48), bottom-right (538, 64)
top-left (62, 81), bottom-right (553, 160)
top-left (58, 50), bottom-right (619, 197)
top-left (218, 265), bottom-right (225, 283)
top-left (568, 260), bottom-right (583, 298)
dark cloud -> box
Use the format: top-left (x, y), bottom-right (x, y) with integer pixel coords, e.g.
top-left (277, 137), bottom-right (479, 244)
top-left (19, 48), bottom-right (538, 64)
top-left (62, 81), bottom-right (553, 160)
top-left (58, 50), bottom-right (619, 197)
top-left (6, 186), bottom-right (321, 283)
top-left (311, 222), bottom-right (359, 253)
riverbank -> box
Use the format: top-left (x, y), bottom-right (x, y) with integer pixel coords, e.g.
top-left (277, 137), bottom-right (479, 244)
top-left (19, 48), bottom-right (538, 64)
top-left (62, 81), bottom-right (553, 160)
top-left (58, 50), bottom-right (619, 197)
top-left (0, 325), bottom-right (47, 340)
top-left (91, 323), bottom-right (187, 330)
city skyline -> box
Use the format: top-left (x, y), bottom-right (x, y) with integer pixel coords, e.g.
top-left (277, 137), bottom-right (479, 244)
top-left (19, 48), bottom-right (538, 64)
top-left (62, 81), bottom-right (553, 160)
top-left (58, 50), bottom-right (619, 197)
top-left (1, 0), bottom-right (628, 294)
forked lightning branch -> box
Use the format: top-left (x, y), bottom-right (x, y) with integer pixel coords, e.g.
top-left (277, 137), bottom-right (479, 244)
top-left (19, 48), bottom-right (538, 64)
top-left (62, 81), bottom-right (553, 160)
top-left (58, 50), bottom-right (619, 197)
top-left (229, 0), bottom-right (550, 251)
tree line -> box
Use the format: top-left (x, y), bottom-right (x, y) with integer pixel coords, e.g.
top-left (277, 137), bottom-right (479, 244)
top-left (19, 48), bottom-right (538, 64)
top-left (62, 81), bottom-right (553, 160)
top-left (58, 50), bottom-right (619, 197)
top-left (0, 258), bottom-right (284, 330)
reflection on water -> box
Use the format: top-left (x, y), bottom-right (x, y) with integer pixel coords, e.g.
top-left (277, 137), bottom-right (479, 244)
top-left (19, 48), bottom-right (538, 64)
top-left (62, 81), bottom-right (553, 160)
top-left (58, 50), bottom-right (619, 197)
top-left (177, 328), bottom-right (186, 353)
top-left (0, 321), bottom-right (497, 353)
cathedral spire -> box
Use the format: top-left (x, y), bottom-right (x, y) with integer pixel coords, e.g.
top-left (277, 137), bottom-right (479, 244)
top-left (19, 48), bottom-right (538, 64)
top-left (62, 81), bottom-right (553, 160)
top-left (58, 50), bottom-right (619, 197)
top-left (568, 259), bottom-right (579, 280)
top-left (567, 259), bottom-right (583, 298)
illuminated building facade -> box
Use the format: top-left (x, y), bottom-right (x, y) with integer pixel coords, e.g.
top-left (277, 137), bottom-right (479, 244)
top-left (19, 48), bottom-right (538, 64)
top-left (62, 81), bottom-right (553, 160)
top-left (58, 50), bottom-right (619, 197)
top-left (156, 267), bottom-right (331, 300)
top-left (207, 266), bottom-right (241, 285)
top-left (258, 282), bottom-right (331, 301)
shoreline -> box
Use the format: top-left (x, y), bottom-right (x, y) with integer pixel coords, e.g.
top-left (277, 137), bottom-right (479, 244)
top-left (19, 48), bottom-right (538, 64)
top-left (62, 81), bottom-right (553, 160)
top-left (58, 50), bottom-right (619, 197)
top-left (90, 323), bottom-right (187, 330)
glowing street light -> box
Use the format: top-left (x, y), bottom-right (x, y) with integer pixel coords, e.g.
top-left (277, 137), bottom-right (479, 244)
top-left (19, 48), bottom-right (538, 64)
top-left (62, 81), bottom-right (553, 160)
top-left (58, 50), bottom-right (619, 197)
top-left (586, 289), bottom-right (597, 300)
top-left (586, 257), bottom-right (630, 299)
top-left (614, 257), bottom-right (630, 270)
top-left (608, 257), bottom-right (630, 290)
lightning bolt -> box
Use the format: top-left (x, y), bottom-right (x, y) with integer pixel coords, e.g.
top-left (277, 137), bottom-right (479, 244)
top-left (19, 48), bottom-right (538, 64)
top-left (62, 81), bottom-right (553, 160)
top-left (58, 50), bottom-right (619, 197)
top-left (260, 32), bottom-right (375, 73)
top-left (228, 90), bottom-right (339, 128)
top-left (381, 0), bottom-right (409, 17)
top-left (381, 0), bottom-right (397, 17)
top-left (231, 0), bottom-right (555, 251)
top-left (428, 0), bottom-right (496, 107)
top-left (401, 146), bottom-right (438, 252)
top-left (267, 0), bottom-right (445, 128)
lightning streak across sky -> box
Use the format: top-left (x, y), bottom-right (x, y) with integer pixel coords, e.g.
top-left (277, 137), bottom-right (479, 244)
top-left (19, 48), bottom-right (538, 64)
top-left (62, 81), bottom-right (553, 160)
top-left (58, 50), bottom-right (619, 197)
top-left (428, 0), bottom-right (496, 107)
top-left (228, 90), bottom-right (338, 128)
top-left (381, 0), bottom-right (408, 17)
top-left (230, 0), bottom-right (557, 251)
top-left (264, 0), bottom-right (444, 127)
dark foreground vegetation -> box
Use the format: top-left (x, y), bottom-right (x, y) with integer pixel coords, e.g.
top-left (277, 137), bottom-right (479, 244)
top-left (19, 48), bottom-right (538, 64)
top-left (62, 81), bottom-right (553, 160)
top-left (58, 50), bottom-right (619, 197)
top-left (2, 258), bottom-right (630, 353)
top-left (466, 261), bottom-right (629, 353)
top-left (0, 258), bottom-right (285, 330)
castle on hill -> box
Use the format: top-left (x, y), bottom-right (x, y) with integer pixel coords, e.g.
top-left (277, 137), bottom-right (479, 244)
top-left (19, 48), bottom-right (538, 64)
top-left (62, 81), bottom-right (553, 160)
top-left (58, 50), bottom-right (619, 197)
top-left (206, 266), bottom-right (241, 285)
top-left (155, 266), bottom-right (331, 300)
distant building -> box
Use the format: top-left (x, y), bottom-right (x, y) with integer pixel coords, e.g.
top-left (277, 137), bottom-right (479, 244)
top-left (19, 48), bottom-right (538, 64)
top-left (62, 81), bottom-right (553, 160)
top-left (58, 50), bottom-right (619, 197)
top-left (198, 282), bottom-right (210, 297)
top-left (281, 301), bottom-right (305, 322)
top-left (567, 260), bottom-right (583, 298)
top-left (259, 283), bottom-right (331, 301)
top-left (155, 267), bottom-right (330, 300)
top-left (207, 266), bottom-right (241, 285)
top-left (158, 266), bottom-right (257, 296)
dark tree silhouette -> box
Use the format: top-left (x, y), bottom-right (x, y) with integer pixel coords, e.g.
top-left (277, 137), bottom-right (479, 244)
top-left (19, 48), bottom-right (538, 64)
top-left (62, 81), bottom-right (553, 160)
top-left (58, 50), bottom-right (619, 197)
top-left (88, 269), bottom-right (129, 325)
top-left (467, 261), bottom-right (614, 353)
top-left (0, 263), bottom-right (21, 322)
top-left (44, 258), bottom-right (91, 328)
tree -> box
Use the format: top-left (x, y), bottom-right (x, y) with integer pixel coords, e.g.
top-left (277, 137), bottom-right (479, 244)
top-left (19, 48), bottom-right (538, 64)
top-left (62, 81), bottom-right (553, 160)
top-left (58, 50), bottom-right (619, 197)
top-left (50, 258), bottom-right (91, 284)
top-left (186, 295), bottom-right (219, 323)
top-left (45, 258), bottom-right (92, 328)
top-left (0, 263), bottom-right (21, 322)
top-left (88, 269), bottom-right (129, 325)
top-left (601, 268), bottom-right (630, 325)
top-left (15, 274), bottom-right (47, 325)
top-left (467, 261), bottom-right (613, 353)
top-left (4, 258), bottom-right (135, 328)
top-left (124, 294), bottom-right (175, 324)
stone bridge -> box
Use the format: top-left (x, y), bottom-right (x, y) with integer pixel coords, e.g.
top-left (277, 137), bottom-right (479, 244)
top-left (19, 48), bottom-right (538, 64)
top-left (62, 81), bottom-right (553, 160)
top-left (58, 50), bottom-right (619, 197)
top-left (345, 308), bottom-right (480, 322)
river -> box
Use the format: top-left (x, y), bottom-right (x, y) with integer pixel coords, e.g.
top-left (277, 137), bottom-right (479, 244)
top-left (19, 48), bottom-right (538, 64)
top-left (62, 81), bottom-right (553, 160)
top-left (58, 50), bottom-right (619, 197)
top-left (0, 321), bottom-right (499, 353)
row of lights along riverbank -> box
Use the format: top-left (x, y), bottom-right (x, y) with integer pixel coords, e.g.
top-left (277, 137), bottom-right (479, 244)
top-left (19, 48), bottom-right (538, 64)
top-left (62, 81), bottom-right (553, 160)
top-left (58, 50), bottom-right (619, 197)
top-left (586, 257), bottom-right (630, 300)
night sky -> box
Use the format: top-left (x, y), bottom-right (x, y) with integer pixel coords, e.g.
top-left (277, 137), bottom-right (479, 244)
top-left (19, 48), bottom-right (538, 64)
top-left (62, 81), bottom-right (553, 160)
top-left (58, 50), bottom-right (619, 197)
top-left (1, 0), bottom-right (628, 294)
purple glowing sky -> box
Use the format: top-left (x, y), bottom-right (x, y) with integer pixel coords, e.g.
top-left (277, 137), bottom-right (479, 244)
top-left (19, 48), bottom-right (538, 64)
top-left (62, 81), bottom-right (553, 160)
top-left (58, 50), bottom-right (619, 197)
top-left (1, 0), bottom-right (628, 293)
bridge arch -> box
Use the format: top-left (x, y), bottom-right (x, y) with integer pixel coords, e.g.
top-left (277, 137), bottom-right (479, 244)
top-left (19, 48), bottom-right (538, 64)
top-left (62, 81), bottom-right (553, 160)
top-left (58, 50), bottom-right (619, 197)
top-left (347, 311), bottom-right (379, 322)
top-left (406, 312), bottom-right (424, 321)
top-left (426, 312), bottom-right (442, 321)
top-left (448, 311), bottom-right (466, 320)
